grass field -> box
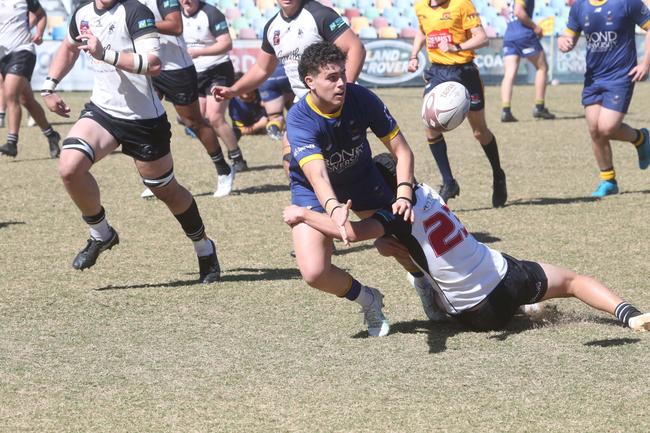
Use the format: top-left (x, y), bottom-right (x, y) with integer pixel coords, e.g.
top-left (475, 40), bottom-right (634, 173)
top-left (1, 83), bottom-right (649, 432)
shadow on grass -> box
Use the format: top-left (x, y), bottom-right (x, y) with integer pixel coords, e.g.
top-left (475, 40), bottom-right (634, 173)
top-left (333, 243), bottom-right (375, 256)
top-left (0, 156), bottom-right (59, 163)
top-left (472, 231), bottom-right (500, 244)
top-left (584, 337), bottom-right (641, 348)
top-left (243, 164), bottom-right (283, 173)
top-left (193, 183), bottom-right (289, 198)
top-left (0, 221), bottom-right (25, 229)
top-left (95, 267), bottom-right (301, 290)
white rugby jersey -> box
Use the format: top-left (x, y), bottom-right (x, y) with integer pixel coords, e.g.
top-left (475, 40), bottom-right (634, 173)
top-left (138, 0), bottom-right (193, 71)
top-left (68, 0), bottom-right (165, 120)
top-left (0, 0), bottom-right (40, 56)
top-left (372, 183), bottom-right (508, 314)
top-left (181, 2), bottom-right (230, 73)
top-left (261, 0), bottom-right (350, 98)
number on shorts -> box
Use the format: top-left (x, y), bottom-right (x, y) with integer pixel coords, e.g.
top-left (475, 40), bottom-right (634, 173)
top-left (422, 204), bottom-right (468, 256)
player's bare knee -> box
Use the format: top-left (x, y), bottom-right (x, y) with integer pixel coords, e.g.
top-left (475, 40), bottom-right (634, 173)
top-left (473, 128), bottom-right (488, 143)
top-left (598, 124), bottom-right (618, 138)
top-left (299, 266), bottom-right (328, 287)
top-left (59, 138), bottom-right (96, 181)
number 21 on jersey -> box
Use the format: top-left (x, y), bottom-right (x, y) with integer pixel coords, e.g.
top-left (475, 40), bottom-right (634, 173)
top-left (422, 204), bottom-right (468, 257)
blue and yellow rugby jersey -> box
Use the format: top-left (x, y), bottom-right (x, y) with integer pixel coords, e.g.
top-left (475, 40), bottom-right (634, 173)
top-left (287, 83), bottom-right (399, 194)
top-left (228, 95), bottom-right (266, 127)
top-left (504, 0), bottom-right (536, 42)
top-left (566, 0), bottom-right (650, 83)
top-left (414, 0), bottom-right (482, 65)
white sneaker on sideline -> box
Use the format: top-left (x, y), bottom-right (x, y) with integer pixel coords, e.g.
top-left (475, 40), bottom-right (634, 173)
top-left (213, 169), bottom-right (235, 198)
top-left (361, 286), bottom-right (390, 337)
top-left (27, 116), bottom-right (36, 127)
top-left (629, 313), bottom-right (650, 332)
top-left (407, 273), bottom-right (450, 322)
top-left (140, 187), bottom-right (155, 199)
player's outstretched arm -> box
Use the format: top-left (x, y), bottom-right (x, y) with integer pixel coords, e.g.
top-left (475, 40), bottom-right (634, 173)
top-left (441, 25), bottom-right (488, 53)
top-left (41, 38), bottom-right (81, 117)
top-left (334, 28), bottom-right (366, 83)
top-left (30, 6), bottom-right (47, 45)
top-left (629, 29), bottom-right (650, 82)
top-left (408, 29), bottom-right (425, 73)
top-left (283, 204), bottom-right (385, 244)
top-left (212, 51), bottom-right (278, 101)
top-left (382, 132), bottom-right (414, 222)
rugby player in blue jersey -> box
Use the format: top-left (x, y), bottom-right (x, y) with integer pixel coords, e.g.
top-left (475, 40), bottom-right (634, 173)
top-left (500, 0), bottom-right (555, 122)
top-left (286, 42), bottom-right (415, 337)
top-left (559, 0), bottom-right (650, 197)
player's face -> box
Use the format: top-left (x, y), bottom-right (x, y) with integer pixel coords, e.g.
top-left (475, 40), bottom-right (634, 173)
top-left (307, 62), bottom-right (347, 110)
top-left (95, 0), bottom-right (118, 9)
top-left (180, 0), bottom-right (199, 15)
top-left (428, 0), bottom-right (450, 6)
top-left (277, 0), bottom-right (302, 16)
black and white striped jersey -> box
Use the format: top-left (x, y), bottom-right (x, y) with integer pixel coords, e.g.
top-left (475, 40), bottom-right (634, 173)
top-left (0, 0), bottom-right (41, 56)
top-left (181, 1), bottom-right (230, 73)
top-left (261, 0), bottom-right (349, 98)
top-left (138, 0), bottom-right (193, 71)
top-left (68, 0), bottom-right (165, 120)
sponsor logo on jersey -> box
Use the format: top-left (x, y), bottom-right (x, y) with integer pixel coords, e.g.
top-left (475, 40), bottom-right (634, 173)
top-left (293, 143), bottom-right (317, 157)
top-left (328, 16), bottom-right (346, 32)
top-left (585, 31), bottom-right (618, 52)
top-left (137, 18), bottom-right (155, 29)
top-left (80, 20), bottom-right (90, 33)
top-left (163, 0), bottom-right (179, 7)
top-left (214, 21), bottom-right (228, 32)
top-left (359, 40), bottom-right (425, 85)
top-left (325, 144), bottom-right (364, 173)
top-left (426, 29), bottom-right (452, 49)
top-left (440, 12), bottom-right (451, 21)
top-left (273, 30), bottom-right (280, 45)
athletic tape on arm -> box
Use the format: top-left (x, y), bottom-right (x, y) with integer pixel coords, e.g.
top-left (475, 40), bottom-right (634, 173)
top-left (132, 33), bottom-right (160, 74)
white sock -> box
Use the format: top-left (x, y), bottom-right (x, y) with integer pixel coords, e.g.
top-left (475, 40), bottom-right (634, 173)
top-left (193, 238), bottom-right (214, 257)
top-left (354, 286), bottom-right (375, 308)
top-left (89, 219), bottom-right (112, 241)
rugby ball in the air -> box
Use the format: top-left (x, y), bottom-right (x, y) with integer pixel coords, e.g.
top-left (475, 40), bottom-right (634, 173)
top-left (421, 81), bottom-right (470, 132)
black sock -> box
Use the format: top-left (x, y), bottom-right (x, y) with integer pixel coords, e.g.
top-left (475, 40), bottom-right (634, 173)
top-left (209, 150), bottom-right (231, 176)
top-left (428, 136), bottom-right (454, 184)
top-left (174, 199), bottom-right (205, 241)
top-left (481, 135), bottom-right (502, 174)
top-left (228, 148), bottom-right (244, 162)
top-left (42, 125), bottom-right (55, 137)
top-left (615, 302), bottom-right (641, 327)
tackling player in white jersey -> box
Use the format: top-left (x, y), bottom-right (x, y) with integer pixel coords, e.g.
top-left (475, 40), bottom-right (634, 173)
top-left (137, 0), bottom-right (236, 198)
top-left (180, 0), bottom-right (247, 173)
top-left (211, 0), bottom-right (365, 171)
top-left (42, 0), bottom-right (221, 283)
top-left (284, 154), bottom-right (650, 333)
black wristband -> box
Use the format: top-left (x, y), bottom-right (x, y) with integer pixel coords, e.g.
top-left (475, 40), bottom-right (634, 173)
top-left (324, 197), bottom-right (338, 209)
top-left (397, 182), bottom-right (413, 189)
top-left (46, 76), bottom-right (60, 85)
top-left (282, 152), bottom-right (292, 163)
top-left (454, 43), bottom-right (462, 51)
top-left (396, 196), bottom-right (412, 204)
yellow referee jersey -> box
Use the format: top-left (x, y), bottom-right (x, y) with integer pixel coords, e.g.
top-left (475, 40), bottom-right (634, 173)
top-left (414, 0), bottom-right (482, 65)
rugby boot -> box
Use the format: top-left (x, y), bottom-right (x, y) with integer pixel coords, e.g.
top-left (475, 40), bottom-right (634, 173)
top-left (407, 273), bottom-right (450, 322)
top-left (629, 313), bottom-right (650, 331)
top-left (492, 169), bottom-right (507, 208)
top-left (48, 131), bottom-right (61, 158)
top-left (266, 123), bottom-right (282, 140)
top-left (72, 228), bottom-right (119, 270)
top-left (438, 179), bottom-right (460, 203)
top-left (198, 239), bottom-right (221, 283)
top-left (591, 180), bottom-right (618, 198)
top-left (532, 107), bottom-right (556, 120)
top-left (232, 158), bottom-right (249, 172)
top-left (500, 111), bottom-right (518, 123)
top-left (636, 128), bottom-right (650, 170)
top-left (0, 141), bottom-right (17, 157)
top-left (361, 286), bottom-right (390, 337)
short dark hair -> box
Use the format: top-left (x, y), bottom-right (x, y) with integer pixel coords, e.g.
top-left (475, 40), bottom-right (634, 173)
top-left (298, 41), bottom-right (347, 85)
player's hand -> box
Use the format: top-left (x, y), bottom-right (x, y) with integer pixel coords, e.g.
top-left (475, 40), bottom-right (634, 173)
top-left (533, 25), bottom-right (543, 38)
top-left (32, 33), bottom-right (43, 45)
top-left (374, 235), bottom-right (410, 260)
top-left (42, 93), bottom-right (71, 118)
top-left (407, 58), bottom-right (419, 73)
top-left (629, 63), bottom-right (650, 82)
top-left (558, 36), bottom-right (574, 53)
top-left (437, 39), bottom-right (451, 53)
top-left (187, 47), bottom-right (201, 59)
top-left (282, 205), bottom-right (304, 226)
top-left (392, 197), bottom-right (414, 223)
top-left (76, 30), bottom-right (104, 60)
top-left (211, 85), bottom-right (234, 102)
top-left (330, 200), bottom-right (352, 246)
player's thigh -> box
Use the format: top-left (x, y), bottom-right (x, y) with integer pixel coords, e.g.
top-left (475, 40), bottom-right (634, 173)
top-left (597, 106), bottom-right (626, 135)
top-left (584, 103), bottom-right (601, 135)
top-left (292, 221), bottom-right (334, 280)
top-left (205, 94), bottom-right (228, 122)
top-left (502, 55), bottom-right (520, 78)
top-left (2, 73), bottom-right (27, 100)
top-left (263, 95), bottom-right (285, 116)
top-left (174, 99), bottom-right (203, 126)
top-left (538, 262), bottom-right (576, 301)
top-left (467, 109), bottom-right (489, 135)
top-left (526, 50), bottom-right (548, 70)
top-left (133, 152), bottom-right (174, 181)
top-left (64, 118), bottom-right (118, 164)
top-left (198, 96), bottom-right (207, 118)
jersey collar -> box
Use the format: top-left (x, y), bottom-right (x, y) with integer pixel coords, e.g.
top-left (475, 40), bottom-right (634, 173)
top-left (588, 0), bottom-right (608, 5)
top-left (306, 94), bottom-right (343, 119)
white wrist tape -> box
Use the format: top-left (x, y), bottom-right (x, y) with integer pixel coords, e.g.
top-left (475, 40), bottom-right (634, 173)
top-left (41, 77), bottom-right (59, 96)
top-left (132, 33), bottom-right (159, 74)
top-left (102, 49), bottom-right (119, 66)
top-left (132, 54), bottom-right (150, 74)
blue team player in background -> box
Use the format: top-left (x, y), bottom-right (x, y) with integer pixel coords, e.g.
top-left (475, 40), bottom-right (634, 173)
top-left (285, 41), bottom-right (416, 337)
top-left (228, 72), bottom-right (269, 140)
top-left (259, 63), bottom-right (294, 140)
top-left (500, 0), bottom-right (555, 122)
top-left (559, 0), bottom-right (650, 197)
